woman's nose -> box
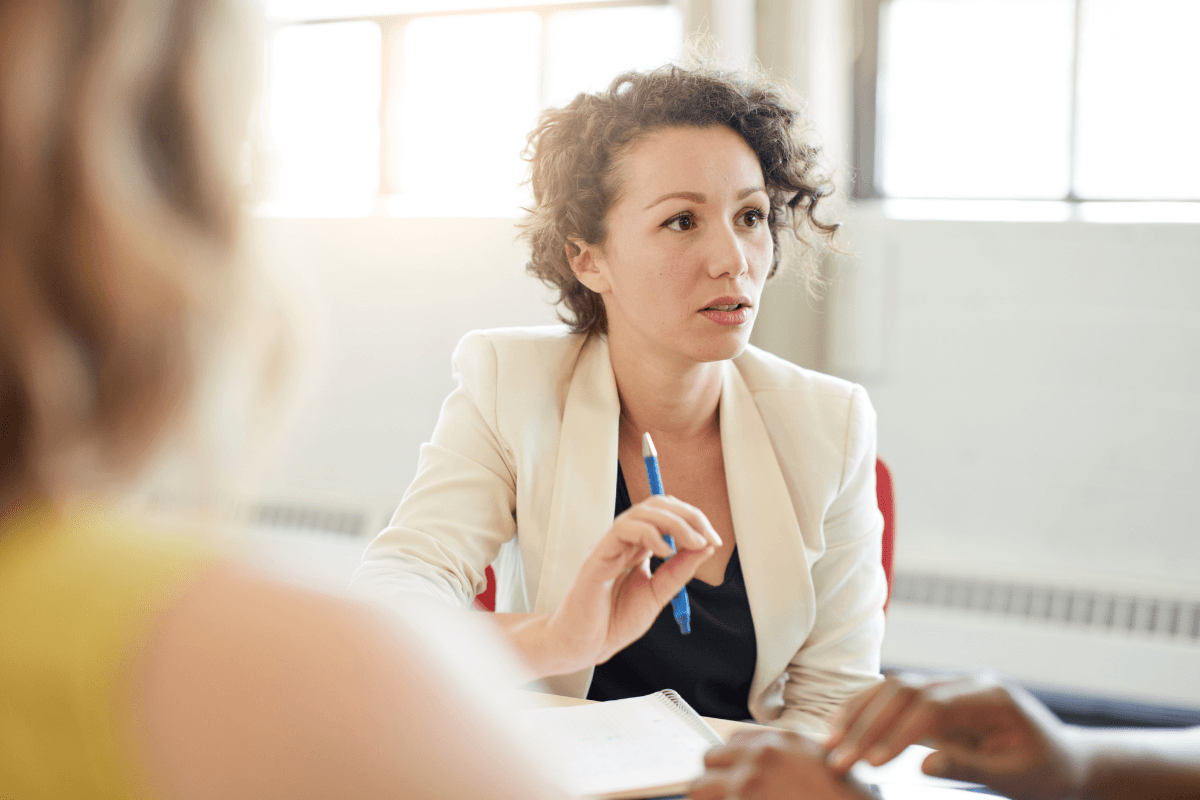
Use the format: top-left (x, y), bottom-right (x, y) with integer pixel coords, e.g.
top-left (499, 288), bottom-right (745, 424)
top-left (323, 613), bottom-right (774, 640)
top-left (706, 222), bottom-right (749, 279)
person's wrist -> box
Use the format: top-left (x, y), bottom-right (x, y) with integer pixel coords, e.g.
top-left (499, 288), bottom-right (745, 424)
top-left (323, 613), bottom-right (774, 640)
top-left (1062, 725), bottom-right (1108, 800)
top-left (495, 612), bottom-right (577, 678)
top-left (541, 607), bottom-right (599, 675)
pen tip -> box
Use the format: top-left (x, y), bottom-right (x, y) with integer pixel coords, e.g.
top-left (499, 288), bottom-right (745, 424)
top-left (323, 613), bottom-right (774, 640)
top-left (642, 432), bottom-right (657, 458)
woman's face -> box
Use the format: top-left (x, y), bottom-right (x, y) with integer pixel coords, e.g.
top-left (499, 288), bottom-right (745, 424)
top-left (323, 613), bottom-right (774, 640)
top-left (571, 125), bottom-right (773, 366)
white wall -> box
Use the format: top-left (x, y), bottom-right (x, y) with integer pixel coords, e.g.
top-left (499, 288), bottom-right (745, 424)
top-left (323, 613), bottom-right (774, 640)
top-left (831, 206), bottom-right (1200, 597)
top-left (824, 206), bottom-right (1200, 707)
top-left (250, 216), bottom-right (559, 522)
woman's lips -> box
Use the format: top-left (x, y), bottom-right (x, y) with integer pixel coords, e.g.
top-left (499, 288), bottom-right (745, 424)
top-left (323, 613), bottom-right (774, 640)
top-left (699, 305), bottom-right (752, 326)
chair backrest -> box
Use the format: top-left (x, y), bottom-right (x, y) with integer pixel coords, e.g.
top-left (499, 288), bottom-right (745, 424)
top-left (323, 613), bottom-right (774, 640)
top-left (875, 457), bottom-right (896, 613)
top-left (475, 457), bottom-right (896, 613)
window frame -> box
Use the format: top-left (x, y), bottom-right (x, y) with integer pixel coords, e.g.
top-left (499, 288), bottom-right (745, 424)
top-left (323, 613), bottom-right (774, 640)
top-left (263, 0), bottom-right (674, 201)
top-left (852, 0), bottom-right (1198, 204)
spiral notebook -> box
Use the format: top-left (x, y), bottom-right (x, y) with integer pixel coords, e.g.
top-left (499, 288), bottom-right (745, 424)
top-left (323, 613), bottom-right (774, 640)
top-left (517, 690), bottom-right (724, 800)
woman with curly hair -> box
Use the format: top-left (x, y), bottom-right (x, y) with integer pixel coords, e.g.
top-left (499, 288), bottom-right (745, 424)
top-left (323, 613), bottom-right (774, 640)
top-left (353, 63), bottom-right (887, 733)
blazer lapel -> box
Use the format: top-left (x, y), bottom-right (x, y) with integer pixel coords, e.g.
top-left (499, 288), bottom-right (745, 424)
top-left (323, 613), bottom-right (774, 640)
top-left (534, 334), bottom-right (620, 697)
top-left (720, 361), bottom-right (816, 705)
top-left (535, 334), bottom-right (621, 616)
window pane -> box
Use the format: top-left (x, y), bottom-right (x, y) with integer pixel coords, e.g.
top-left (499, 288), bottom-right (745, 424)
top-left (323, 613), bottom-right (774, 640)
top-left (390, 13), bottom-right (540, 213)
top-left (264, 22), bottom-right (382, 212)
top-left (878, 0), bottom-right (1074, 199)
top-left (544, 6), bottom-right (684, 108)
top-left (1074, 0), bottom-right (1200, 200)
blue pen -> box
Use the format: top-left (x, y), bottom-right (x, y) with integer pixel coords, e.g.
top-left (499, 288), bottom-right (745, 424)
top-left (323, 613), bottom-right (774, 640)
top-left (642, 432), bottom-right (692, 635)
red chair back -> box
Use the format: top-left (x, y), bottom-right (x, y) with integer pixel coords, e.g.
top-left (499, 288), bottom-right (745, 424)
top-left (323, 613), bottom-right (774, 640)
top-left (875, 457), bottom-right (896, 612)
top-left (475, 566), bottom-right (497, 611)
top-left (476, 457), bottom-right (896, 613)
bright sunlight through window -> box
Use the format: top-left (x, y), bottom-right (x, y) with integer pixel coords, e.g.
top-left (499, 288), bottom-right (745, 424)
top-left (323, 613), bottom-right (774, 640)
top-left (260, 3), bottom-right (684, 217)
top-left (875, 0), bottom-right (1200, 201)
top-left (264, 21), bottom-right (382, 215)
top-left (1074, 0), bottom-right (1200, 200)
top-left (878, 0), bottom-right (1074, 200)
top-left (390, 13), bottom-right (540, 215)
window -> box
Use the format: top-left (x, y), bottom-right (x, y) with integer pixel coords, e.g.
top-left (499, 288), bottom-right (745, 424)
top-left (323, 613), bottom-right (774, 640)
top-left (259, 1), bottom-right (683, 215)
top-left (856, 0), bottom-right (1200, 202)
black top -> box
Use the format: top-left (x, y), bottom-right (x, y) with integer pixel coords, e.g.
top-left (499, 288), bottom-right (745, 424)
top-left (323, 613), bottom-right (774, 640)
top-left (586, 464), bottom-right (757, 721)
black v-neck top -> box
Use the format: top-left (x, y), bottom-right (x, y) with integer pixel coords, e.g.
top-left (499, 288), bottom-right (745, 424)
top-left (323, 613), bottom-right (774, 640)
top-left (586, 464), bottom-right (757, 721)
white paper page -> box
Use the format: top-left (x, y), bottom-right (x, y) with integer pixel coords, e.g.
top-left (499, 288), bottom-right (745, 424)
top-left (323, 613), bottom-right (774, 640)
top-left (877, 787), bottom-right (1004, 800)
top-left (853, 744), bottom-right (985, 791)
top-left (518, 695), bottom-right (717, 798)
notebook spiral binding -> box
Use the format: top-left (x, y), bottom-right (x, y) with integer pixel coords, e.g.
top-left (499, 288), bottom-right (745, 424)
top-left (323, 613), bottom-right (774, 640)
top-left (656, 690), bottom-right (724, 745)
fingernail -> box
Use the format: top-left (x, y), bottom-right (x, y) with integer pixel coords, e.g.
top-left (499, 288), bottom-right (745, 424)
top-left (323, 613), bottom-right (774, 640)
top-left (866, 745), bottom-right (887, 765)
top-left (924, 752), bottom-right (947, 776)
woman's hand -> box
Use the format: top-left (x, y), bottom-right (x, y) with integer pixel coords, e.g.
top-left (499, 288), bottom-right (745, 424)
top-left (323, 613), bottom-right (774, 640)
top-left (542, 494), bottom-right (720, 672)
top-left (689, 729), bottom-right (877, 800)
top-left (825, 674), bottom-right (1085, 800)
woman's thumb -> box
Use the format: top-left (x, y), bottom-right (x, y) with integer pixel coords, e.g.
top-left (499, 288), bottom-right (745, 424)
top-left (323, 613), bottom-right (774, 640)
top-left (649, 547), bottom-right (711, 597)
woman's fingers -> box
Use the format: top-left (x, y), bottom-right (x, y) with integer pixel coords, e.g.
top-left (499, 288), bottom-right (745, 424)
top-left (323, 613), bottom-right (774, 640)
top-left (596, 497), bottom-right (720, 567)
top-left (612, 517), bottom-right (677, 560)
top-left (653, 494), bottom-right (724, 548)
top-left (631, 500), bottom-right (715, 550)
top-left (647, 544), bottom-right (714, 602)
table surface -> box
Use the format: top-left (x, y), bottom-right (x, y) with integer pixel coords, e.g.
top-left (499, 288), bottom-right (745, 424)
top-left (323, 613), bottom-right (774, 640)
top-left (513, 689), bottom-right (768, 743)
top-left (511, 692), bottom-right (996, 799)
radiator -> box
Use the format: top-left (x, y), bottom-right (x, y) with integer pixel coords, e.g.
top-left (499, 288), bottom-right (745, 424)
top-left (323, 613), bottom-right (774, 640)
top-left (884, 570), bottom-right (1200, 711)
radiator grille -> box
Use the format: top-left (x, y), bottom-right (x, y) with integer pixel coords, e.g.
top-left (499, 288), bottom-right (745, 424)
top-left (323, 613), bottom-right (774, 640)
top-left (249, 503), bottom-right (368, 538)
top-left (892, 571), bottom-right (1200, 643)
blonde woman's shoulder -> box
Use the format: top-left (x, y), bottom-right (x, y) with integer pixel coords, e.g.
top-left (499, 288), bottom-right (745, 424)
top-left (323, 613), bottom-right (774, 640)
top-left (128, 562), bottom-right (566, 800)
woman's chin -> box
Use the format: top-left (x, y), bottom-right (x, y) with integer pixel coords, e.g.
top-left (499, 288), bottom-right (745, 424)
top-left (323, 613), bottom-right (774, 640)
top-left (689, 328), bottom-right (754, 363)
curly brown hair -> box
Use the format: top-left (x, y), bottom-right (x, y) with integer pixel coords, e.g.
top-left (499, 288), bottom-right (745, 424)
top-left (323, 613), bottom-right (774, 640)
top-left (519, 62), bottom-right (838, 336)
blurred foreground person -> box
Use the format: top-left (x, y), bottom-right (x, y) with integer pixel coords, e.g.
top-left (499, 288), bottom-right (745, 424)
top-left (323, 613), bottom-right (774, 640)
top-left (690, 673), bottom-right (1200, 800)
top-left (0, 1), bottom-right (564, 798)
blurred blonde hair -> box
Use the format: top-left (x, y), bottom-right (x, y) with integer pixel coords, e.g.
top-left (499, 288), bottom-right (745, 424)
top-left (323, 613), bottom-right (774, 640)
top-left (0, 0), bottom-right (257, 510)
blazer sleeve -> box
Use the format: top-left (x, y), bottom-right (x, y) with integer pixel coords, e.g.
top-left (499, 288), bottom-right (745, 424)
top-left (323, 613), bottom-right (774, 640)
top-left (776, 384), bottom-right (887, 733)
top-left (348, 332), bottom-right (517, 608)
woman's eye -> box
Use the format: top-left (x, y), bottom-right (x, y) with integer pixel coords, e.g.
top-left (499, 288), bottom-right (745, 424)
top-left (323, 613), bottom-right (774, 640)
top-left (740, 208), bottom-right (766, 227)
top-left (665, 213), bottom-right (695, 232)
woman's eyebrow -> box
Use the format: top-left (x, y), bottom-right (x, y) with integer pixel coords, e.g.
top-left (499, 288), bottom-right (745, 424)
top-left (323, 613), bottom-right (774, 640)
top-left (643, 186), bottom-right (766, 210)
top-left (644, 190), bottom-right (705, 209)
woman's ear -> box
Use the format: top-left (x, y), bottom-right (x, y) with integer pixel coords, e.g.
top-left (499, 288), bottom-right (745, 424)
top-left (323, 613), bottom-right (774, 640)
top-left (567, 239), bottom-right (610, 294)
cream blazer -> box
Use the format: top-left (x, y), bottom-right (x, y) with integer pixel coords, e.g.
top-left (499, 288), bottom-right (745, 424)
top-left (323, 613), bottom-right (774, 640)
top-left (351, 326), bottom-right (886, 733)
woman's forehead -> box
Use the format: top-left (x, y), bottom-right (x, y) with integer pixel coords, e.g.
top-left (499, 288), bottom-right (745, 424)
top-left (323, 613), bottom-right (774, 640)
top-left (615, 126), bottom-right (767, 206)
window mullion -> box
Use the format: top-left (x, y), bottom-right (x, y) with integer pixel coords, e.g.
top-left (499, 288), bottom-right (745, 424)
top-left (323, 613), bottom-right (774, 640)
top-left (852, 0), bottom-right (883, 199)
top-left (1066, 0), bottom-right (1083, 202)
top-left (380, 18), bottom-right (409, 196)
top-left (538, 9), bottom-right (551, 111)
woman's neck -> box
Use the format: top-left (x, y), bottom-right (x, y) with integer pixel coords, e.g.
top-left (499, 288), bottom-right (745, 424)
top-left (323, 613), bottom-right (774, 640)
top-left (607, 333), bottom-right (723, 441)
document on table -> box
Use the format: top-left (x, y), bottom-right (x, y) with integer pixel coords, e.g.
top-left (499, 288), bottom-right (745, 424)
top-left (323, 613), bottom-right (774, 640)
top-left (516, 690), bottom-right (722, 800)
top-left (856, 744), bottom-right (1004, 798)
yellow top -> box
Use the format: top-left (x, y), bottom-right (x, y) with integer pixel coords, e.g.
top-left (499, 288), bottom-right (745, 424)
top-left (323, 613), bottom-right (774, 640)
top-left (0, 504), bottom-right (214, 799)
